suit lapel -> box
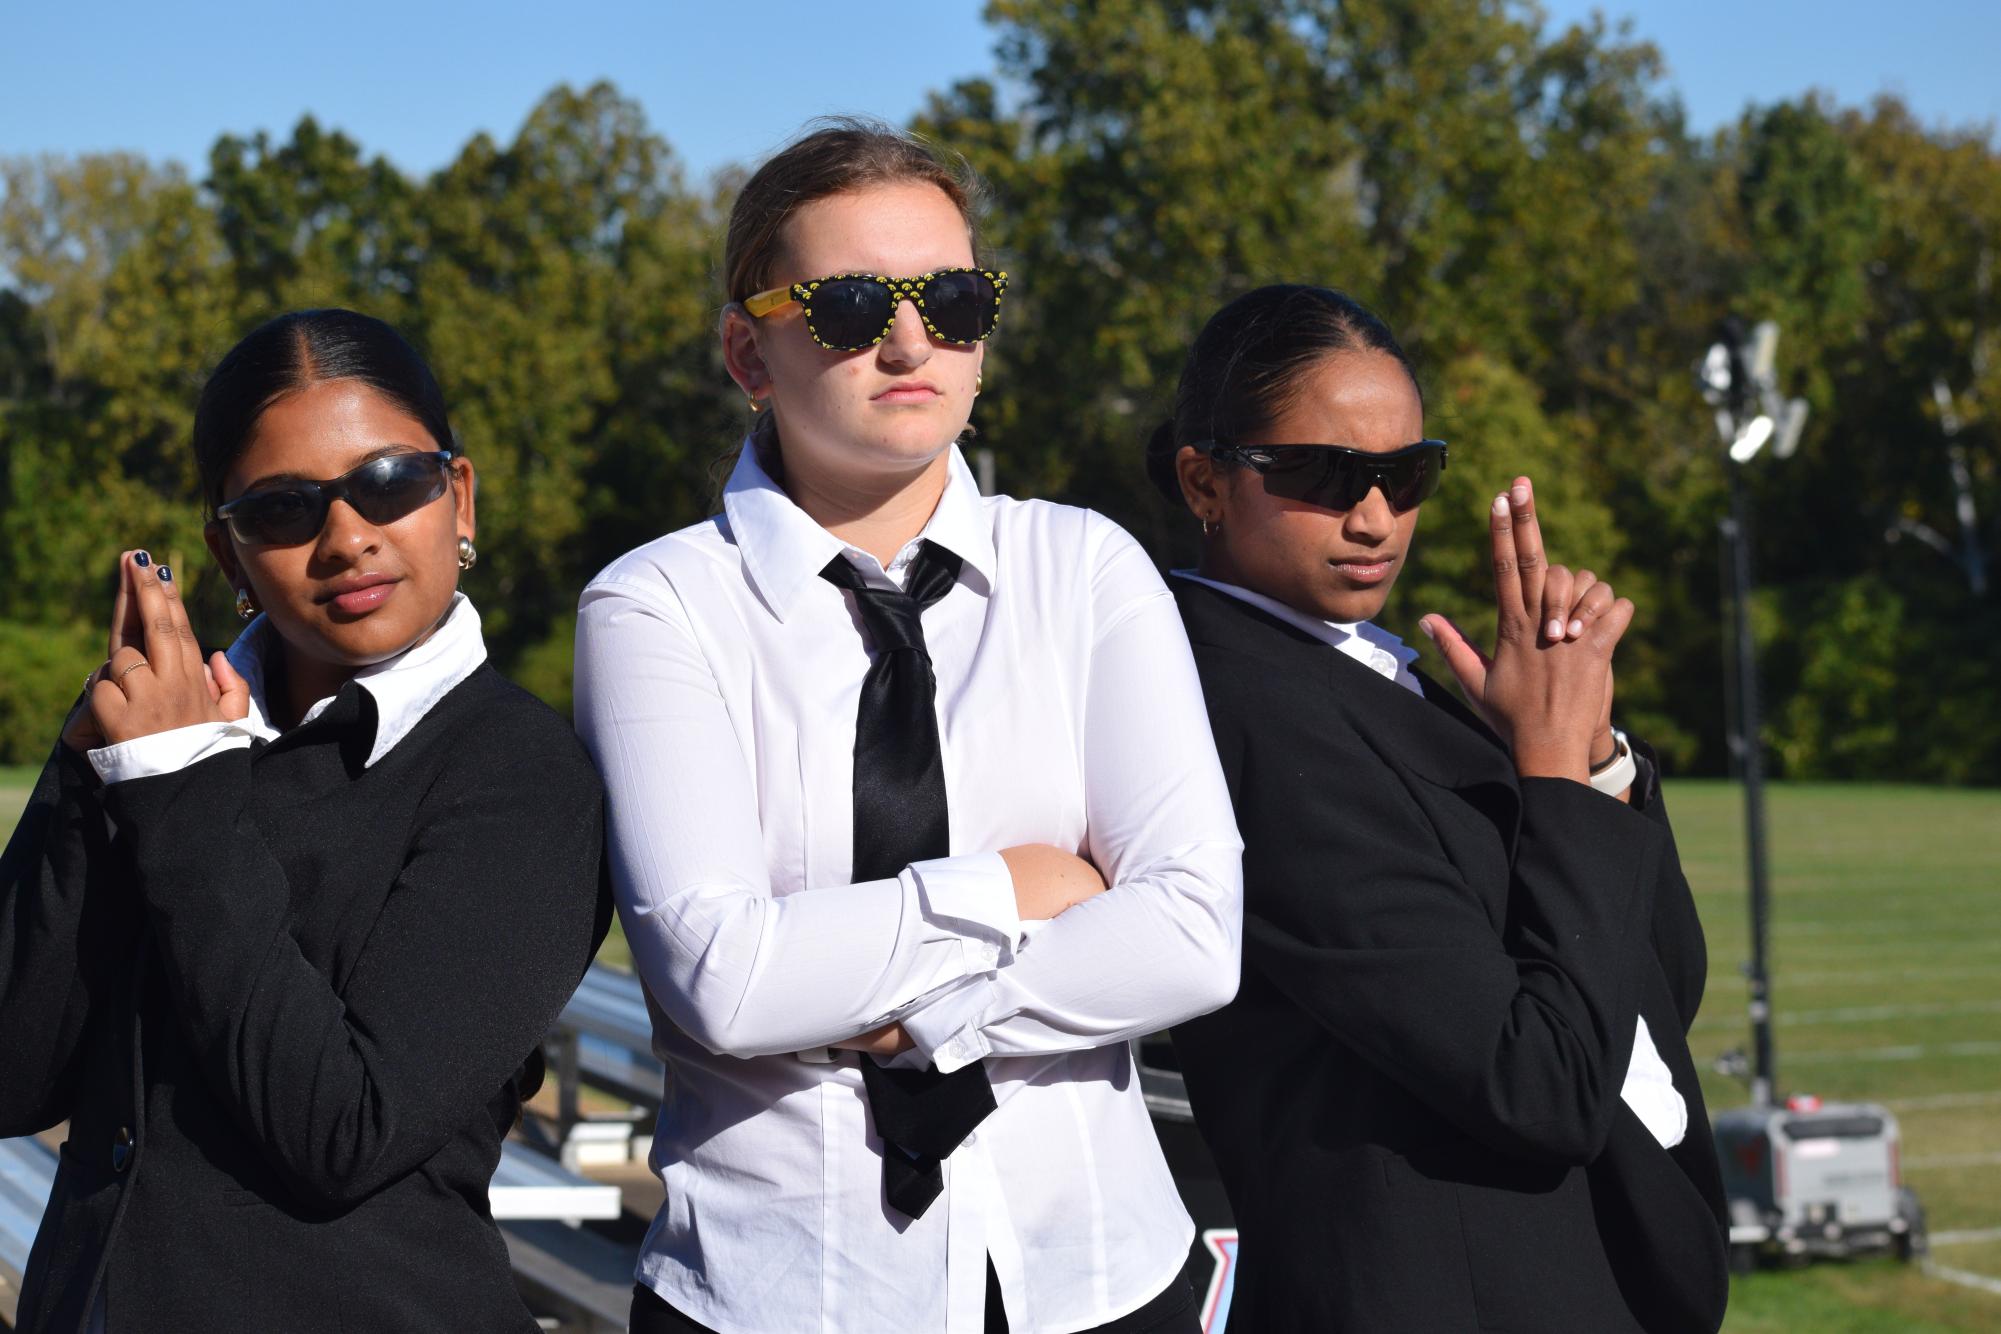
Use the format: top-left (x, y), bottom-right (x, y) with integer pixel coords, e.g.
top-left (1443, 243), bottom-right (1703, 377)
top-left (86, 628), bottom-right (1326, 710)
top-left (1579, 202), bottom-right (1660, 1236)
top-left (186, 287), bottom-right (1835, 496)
top-left (1175, 577), bottom-right (1523, 838)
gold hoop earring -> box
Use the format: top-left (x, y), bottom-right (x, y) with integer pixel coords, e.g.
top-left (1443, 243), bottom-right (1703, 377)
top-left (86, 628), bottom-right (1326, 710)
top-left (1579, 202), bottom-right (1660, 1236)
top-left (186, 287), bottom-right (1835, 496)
top-left (974, 373), bottom-right (984, 397)
top-left (458, 536), bottom-right (478, 571)
top-left (747, 396), bottom-right (763, 414)
top-left (234, 587), bottom-right (258, 620)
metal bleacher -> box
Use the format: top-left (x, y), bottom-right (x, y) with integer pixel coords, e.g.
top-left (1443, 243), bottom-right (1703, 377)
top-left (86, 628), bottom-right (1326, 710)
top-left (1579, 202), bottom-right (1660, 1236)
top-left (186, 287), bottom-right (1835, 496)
top-left (0, 1136), bottom-right (56, 1328)
top-left (5, 968), bottom-right (1191, 1333)
top-left (0, 1135), bottom-right (617, 1331)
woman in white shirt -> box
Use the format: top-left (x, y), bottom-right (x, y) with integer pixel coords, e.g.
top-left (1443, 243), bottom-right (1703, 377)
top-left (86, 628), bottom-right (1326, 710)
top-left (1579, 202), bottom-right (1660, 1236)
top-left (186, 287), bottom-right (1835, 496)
top-left (573, 119), bottom-right (1243, 1334)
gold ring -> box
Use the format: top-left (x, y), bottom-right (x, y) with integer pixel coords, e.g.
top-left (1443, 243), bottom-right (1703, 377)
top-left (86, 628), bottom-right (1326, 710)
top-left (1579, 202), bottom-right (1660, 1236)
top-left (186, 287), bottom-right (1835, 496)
top-left (117, 660), bottom-right (148, 682)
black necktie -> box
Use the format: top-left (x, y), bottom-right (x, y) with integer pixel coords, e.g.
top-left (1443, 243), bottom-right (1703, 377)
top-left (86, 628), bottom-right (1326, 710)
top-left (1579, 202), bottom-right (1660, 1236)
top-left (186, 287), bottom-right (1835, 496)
top-left (820, 540), bottom-right (997, 1219)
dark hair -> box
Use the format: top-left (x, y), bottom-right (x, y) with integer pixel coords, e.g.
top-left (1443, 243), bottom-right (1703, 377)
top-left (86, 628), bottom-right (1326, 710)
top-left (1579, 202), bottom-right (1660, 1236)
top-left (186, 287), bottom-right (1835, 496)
top-left (1143, 285), bottom-right (1420, 509)
top-left (193, 308), bottom-right (456, 513)
top-left (714, 117), bottom-right (985, 489)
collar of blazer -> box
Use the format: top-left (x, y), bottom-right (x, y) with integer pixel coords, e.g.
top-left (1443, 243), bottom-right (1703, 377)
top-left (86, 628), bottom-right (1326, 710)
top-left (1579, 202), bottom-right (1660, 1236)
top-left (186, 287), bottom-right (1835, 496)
top-left (1172, 576), bottom-right (1519, 799)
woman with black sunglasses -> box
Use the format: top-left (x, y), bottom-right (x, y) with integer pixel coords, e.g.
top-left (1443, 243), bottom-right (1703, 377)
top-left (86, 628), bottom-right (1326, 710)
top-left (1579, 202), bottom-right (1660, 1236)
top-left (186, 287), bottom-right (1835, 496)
top-left (0, 308), bottom-right (610, 1334)
top-left (1153, 286), bottom-right (1729, 1333)
top-left (574, 119), bottom-right (1241, 1334)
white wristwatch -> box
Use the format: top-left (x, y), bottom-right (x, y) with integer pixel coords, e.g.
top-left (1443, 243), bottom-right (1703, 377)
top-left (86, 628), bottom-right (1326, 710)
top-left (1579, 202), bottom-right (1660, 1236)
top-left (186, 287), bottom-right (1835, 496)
top-left (1589, 728), bottom-right (1638, 797)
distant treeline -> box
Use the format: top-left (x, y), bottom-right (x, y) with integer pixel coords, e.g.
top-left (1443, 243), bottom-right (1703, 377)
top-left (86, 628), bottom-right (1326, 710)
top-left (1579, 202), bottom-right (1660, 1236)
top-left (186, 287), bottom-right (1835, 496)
top-left (3, 0), bottom-right (1997, 780)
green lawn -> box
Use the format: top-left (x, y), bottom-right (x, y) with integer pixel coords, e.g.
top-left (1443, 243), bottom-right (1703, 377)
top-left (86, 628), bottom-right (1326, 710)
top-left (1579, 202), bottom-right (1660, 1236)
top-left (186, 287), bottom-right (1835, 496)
top-left (3, 768), bottom-right (1996, 1327)
top-left (1669, 780), bottom-right (2001, 1331)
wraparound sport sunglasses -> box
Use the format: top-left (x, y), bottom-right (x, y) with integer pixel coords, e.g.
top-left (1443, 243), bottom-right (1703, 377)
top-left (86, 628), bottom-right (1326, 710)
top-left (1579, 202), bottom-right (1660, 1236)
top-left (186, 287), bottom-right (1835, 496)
top-left (214, 449), bottom-right (458, 546)
top-left (1202, 439), bottom-right (1448, 513)
top-left (744, 268), bottom-right (1009, 352)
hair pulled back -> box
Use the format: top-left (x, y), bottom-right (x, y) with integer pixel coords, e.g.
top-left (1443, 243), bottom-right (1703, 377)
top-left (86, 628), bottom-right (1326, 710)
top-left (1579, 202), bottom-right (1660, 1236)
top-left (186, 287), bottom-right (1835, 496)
top-left (717, 118), bottom-right (985, 478)
top-left (1143, 285), bottom-right (1419, 510)
top-left (193, 308), bottom-right (455, 513)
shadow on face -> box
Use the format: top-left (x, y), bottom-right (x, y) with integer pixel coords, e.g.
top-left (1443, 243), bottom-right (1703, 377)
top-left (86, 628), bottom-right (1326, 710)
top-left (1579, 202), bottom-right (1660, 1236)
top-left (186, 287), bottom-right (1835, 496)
top-left (1183, 349), bottom-right (1427, 624)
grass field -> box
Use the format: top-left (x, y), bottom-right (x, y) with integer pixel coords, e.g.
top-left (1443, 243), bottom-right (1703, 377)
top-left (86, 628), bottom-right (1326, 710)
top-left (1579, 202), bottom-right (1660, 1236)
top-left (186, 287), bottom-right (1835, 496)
top-left (3, 765), bottom-right (1995, 1328)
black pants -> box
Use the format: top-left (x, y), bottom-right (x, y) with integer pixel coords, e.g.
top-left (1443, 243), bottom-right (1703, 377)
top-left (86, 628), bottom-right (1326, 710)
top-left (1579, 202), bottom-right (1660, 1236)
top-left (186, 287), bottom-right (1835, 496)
top-left (630, 1266), bottom-right (1201, 1333)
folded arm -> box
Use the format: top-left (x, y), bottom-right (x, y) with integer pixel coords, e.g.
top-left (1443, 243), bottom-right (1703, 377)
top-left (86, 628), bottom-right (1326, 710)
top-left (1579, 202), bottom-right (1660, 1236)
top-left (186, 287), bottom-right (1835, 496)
top-left (575, 578), bottom-right (1026, 1059)
top-left (1246, 727), bottom-right (1666, 1165)
top-left (0, 730), bottom-right (140, 1135)
top-left (103, 721), bottom-right (608, 1210)
top-left (899, 526), bottom-right (1245, 1072)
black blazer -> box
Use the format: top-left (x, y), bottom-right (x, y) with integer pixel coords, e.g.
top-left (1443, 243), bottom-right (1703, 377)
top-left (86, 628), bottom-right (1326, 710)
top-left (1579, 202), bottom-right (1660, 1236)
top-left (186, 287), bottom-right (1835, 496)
top-left (1170, 581), bottom-right (1728, 1334)
top-left (0, 666), bottom-right (611, 1334)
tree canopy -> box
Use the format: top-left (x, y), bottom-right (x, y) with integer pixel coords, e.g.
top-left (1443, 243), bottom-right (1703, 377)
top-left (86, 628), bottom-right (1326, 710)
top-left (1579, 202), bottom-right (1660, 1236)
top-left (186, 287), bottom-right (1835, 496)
top-left (3, 0), bottom-right (1996, 780)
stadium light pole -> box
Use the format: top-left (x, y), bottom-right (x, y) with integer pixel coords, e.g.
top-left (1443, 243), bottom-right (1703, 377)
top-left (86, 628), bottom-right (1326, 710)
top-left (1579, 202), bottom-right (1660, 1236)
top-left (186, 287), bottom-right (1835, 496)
top-left (1699, 318), bottom-right (1808, 1110)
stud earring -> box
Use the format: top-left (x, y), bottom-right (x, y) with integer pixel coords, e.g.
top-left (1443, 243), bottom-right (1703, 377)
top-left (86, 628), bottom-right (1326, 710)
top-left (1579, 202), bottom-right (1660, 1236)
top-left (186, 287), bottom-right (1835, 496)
top-left (458, 536), bottom-right (478, 571)
top-left (234, 588), bottom-right (258, 620)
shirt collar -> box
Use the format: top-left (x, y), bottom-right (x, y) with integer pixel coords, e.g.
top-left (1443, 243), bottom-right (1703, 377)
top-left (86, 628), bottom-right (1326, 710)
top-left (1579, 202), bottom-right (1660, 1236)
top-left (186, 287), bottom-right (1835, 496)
top-left (721, 436), bottom-right (996, 619)
top-left (1171, 570), bottom-right (1420, 687)
top-left (224, 591), bottom-right (489, 766)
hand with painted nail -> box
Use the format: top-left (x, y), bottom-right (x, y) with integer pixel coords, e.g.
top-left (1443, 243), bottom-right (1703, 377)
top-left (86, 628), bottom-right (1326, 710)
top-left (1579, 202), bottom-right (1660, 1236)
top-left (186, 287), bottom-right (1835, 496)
top-left (1418, 476), bottom-right (1633, 785)
top-left (88, 551), bottom-right (252, 746)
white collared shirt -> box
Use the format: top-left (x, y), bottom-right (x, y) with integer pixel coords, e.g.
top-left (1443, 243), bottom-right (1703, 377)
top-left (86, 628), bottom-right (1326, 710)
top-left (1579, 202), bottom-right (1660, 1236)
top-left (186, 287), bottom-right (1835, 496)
top-left (1171, 572), bottom-right (1686, 1151)
top-left (574, 443), bottom-right (1243, 1334)
top-left (86, 592), bottom-right (488, 784)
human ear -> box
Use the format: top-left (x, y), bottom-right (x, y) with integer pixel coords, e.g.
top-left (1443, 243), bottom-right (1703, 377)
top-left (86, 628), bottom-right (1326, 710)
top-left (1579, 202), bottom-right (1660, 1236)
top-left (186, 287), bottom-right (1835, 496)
top-left (720, 303), bottom-right (774, 402)
top-left (1175, 445), bottom-right (1227, 524)
top-left (450, 454), bottom-right (478, 542)
top-left (203, 521), bottom-right (242, 592)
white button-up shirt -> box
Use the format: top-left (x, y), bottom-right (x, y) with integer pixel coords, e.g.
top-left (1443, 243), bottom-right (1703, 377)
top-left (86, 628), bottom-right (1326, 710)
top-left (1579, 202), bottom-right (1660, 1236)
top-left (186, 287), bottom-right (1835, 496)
top-left (574, 444), bottom-right (1244, 1334)
top-left (1171, 571), bottom-right (1686, 1150)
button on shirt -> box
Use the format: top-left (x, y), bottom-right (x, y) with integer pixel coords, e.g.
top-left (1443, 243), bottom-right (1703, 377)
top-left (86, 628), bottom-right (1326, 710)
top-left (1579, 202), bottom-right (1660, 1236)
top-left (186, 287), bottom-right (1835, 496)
top-left (1172, 571), bottom-right (1686, 1150)
top-left (574, 444), bottom-right (1244, 1334)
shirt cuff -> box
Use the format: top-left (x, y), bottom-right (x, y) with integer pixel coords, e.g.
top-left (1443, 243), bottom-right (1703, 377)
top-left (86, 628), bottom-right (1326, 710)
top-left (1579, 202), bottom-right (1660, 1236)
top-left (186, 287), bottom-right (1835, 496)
top-left (898, 975), bottom-right (1000, 1074)
top-left (89, 722), bottom-right (252, 785)
top-left (908, 852), bottom-right (1022, 969)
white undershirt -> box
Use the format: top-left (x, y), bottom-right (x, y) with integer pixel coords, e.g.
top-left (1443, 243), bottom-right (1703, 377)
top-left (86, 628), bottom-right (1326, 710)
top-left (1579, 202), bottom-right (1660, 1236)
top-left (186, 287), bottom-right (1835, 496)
top-left (1170, 572), bottom-right (1687, 1151)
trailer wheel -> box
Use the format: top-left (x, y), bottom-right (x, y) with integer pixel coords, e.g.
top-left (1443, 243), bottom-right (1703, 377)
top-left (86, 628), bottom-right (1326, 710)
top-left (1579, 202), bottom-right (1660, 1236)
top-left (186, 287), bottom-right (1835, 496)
top-left (1894, 1187), bottom-right (1928, 1264)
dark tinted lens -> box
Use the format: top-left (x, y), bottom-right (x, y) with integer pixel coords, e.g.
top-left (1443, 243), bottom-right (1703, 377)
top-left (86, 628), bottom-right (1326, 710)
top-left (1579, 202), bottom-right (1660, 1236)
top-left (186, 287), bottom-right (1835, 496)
top-left (230, 488), bottom-right (324, 544)
top-left (920, 270), bottom-right (999, 343)
top-left (1383, 448), bottom-right (1444, 510)
top-left (807, 278), bottom-right (895, 349)
top-left (1253, 450), bottom-right (1368, 508)
top-left (348, 454), bottom-right (449, 525)
top-left (1254, 446), bottom-right (1444, 512)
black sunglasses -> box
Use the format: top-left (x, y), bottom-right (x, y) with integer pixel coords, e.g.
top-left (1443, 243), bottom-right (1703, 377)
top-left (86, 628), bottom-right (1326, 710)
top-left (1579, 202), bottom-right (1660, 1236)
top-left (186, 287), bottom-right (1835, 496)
top-left (214, 450), bottom-right (458, 546)
top-left (1202, 439), bottom-right (1448, 512)
top-left (743, 268), bottom-right (1009, 352)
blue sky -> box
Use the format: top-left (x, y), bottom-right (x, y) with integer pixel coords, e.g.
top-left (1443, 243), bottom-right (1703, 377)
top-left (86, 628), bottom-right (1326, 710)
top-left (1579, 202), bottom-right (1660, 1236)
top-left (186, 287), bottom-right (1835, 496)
top-left (2, 1), bottom-right (1993, 184)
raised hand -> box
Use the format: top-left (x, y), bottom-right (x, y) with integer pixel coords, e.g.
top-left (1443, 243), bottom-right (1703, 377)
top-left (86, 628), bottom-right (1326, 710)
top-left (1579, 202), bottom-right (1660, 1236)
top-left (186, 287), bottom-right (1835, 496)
top-left (88, 551), bottom-right (241, 747)
top-left (1420, 477), bottom-right (1633, 784)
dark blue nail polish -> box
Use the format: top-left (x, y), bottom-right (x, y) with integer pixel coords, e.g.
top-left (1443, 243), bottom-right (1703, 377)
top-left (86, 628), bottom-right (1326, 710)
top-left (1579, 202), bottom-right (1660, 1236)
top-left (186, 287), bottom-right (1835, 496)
top-left (158, 565), bottom-right (172, 583)
top-left (134, 551), bottom-right (150, 567)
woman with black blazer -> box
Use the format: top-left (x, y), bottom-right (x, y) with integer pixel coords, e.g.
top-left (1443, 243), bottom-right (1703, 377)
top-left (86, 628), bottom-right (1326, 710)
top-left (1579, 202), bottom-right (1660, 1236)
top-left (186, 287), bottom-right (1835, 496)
top-left (1151, 286), bottom-right (1729, 1333)
top-left (0, 309), bottom-right (610, 1334)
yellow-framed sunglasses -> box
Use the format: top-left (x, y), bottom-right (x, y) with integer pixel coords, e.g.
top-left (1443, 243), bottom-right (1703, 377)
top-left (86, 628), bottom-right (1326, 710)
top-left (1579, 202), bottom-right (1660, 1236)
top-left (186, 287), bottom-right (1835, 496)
top-left (743, 267), bottom-right (1009, 351)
